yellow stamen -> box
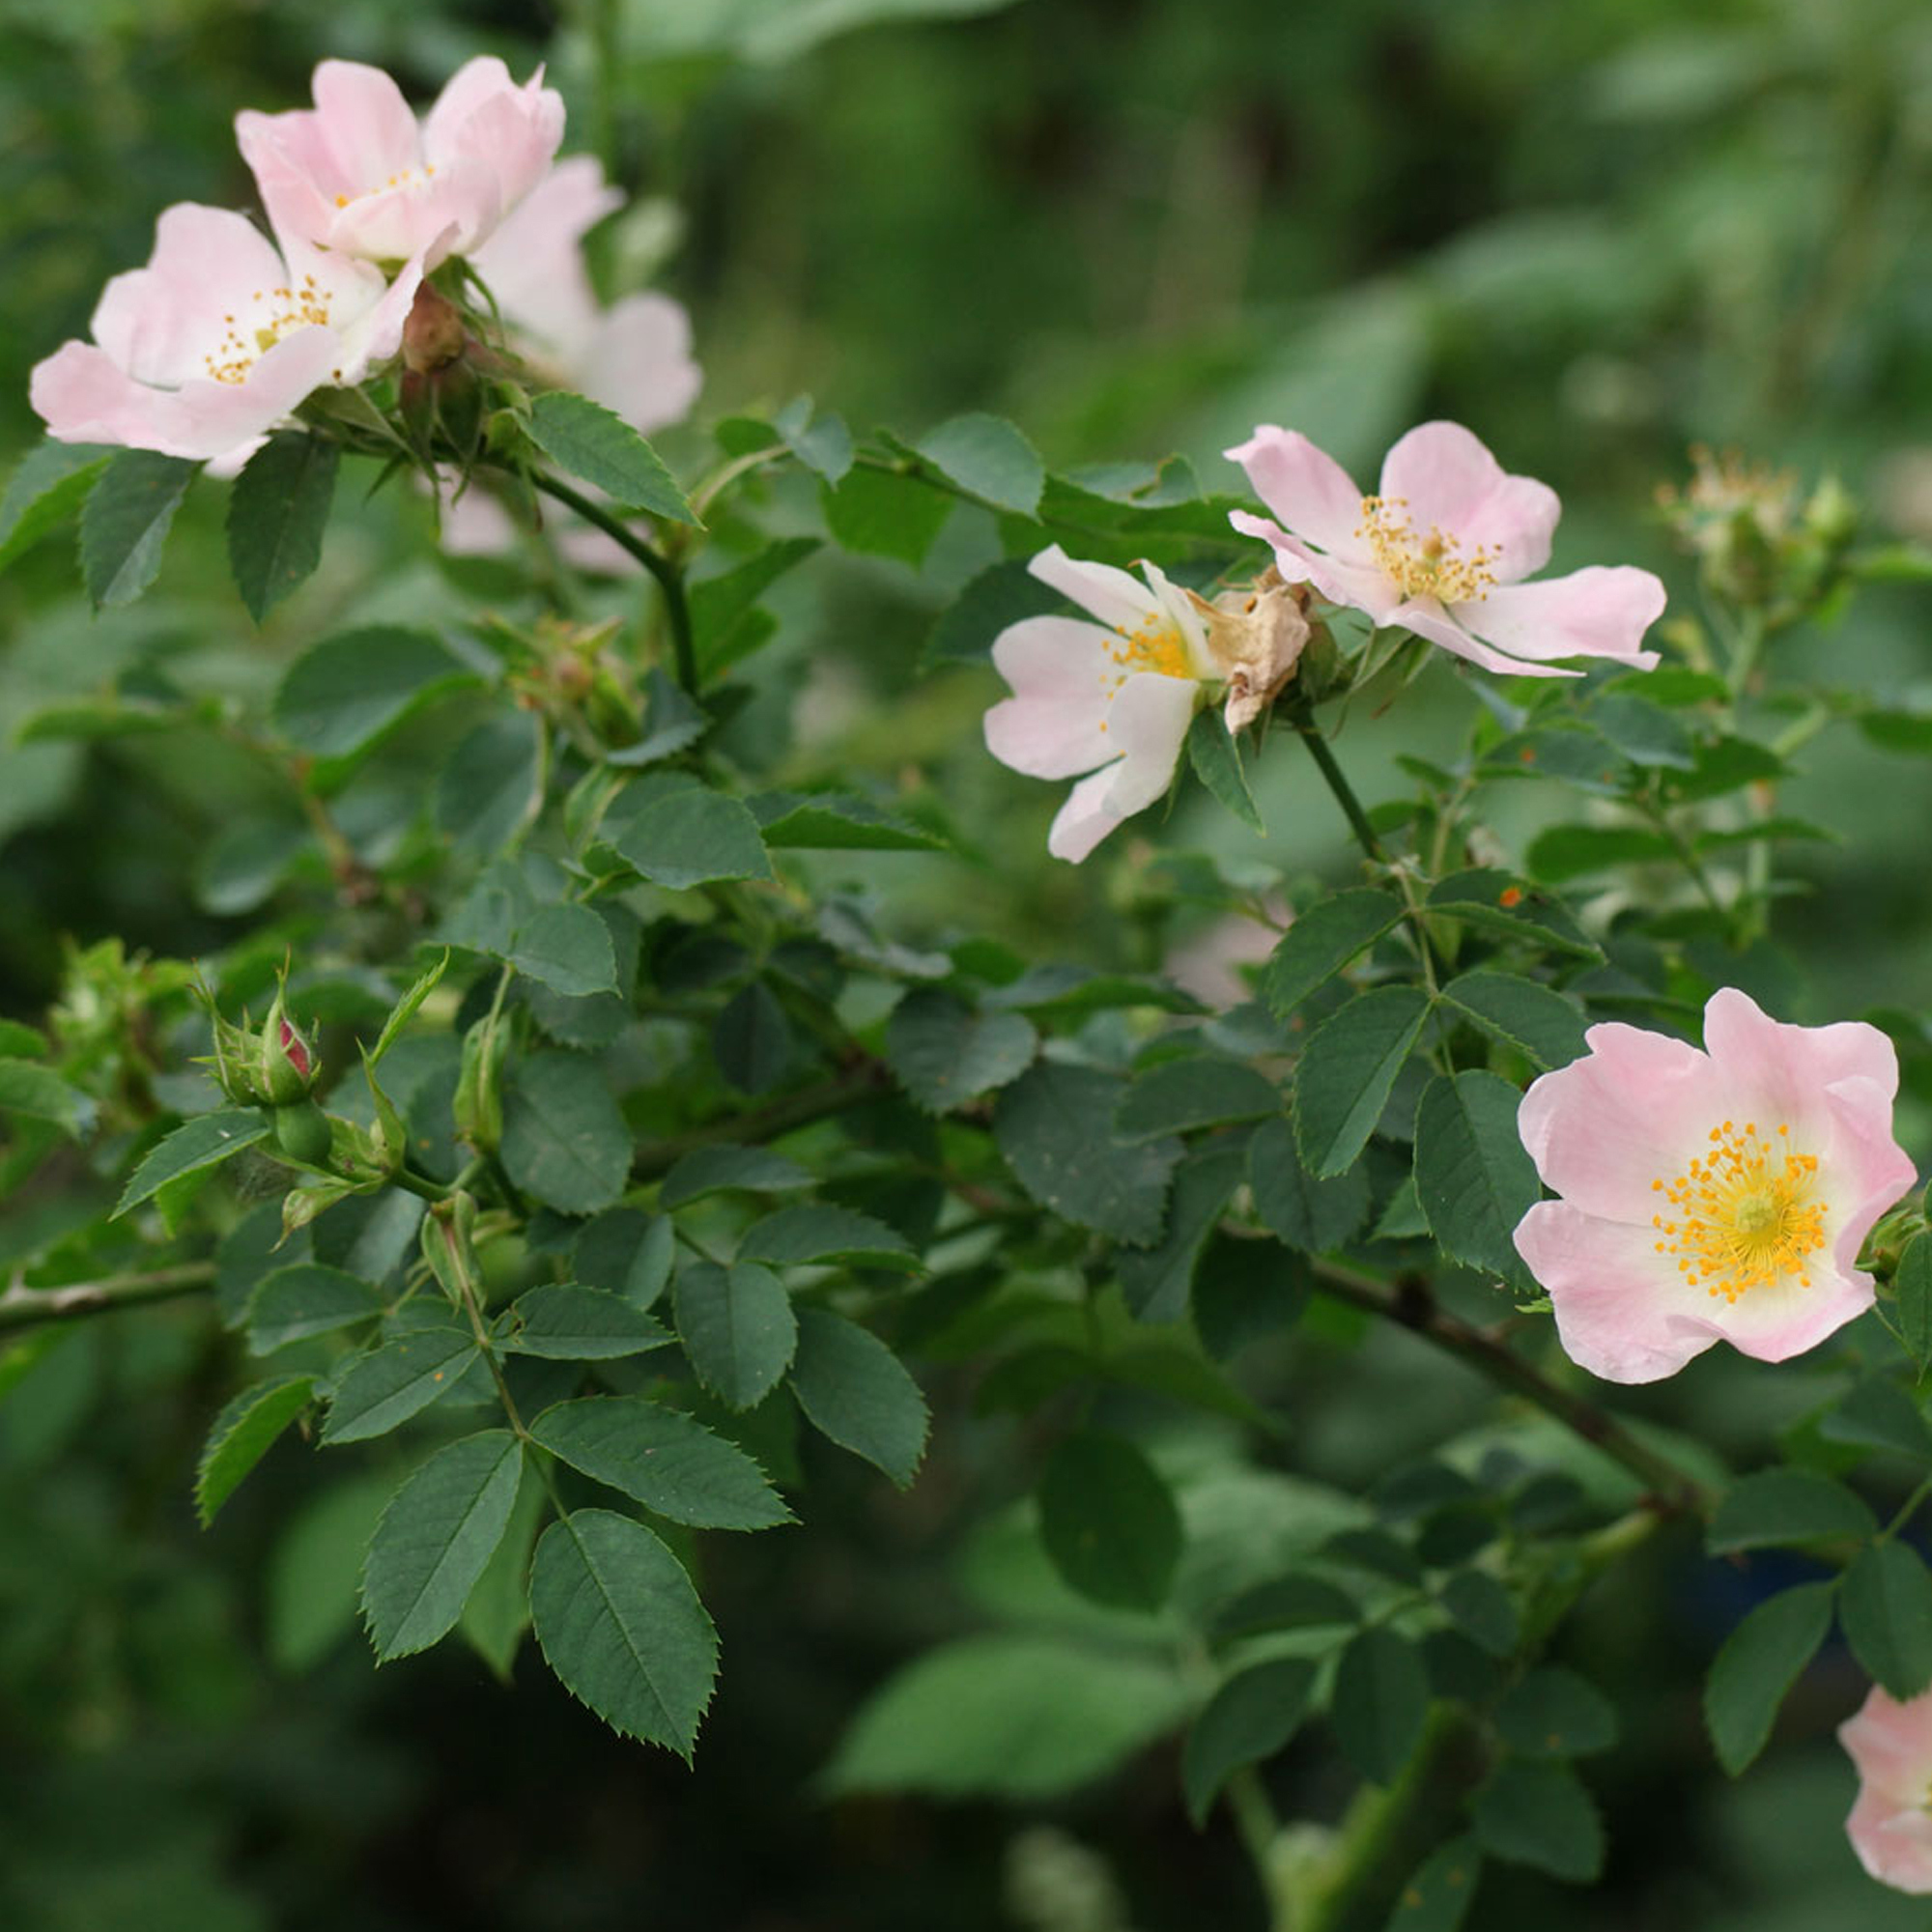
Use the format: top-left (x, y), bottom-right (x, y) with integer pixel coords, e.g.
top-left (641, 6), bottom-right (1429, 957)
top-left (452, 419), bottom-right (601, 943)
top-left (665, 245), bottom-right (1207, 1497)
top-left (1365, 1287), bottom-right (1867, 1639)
top-left (1358, 495), bottom-right (1496, 604)
top-left (1650, 1120), bottom-right (1828, 1303)
top-left (1098, 612), bottom-right (1193, 696)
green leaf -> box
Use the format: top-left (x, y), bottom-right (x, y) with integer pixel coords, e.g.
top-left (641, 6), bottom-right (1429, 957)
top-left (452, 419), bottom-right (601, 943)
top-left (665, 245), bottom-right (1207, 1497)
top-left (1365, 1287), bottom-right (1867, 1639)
top-left (1439, 1570), bottom-right (1519, 1660)
top-left (1294, 987), bottom-right (1431, 1177)
top-left (914, 412), bottom-right (1044, 515)
top-left (530, 1509), bottom-right (718, 1754)
top-left (321, 1319), bottom-right (480, 1445)
top-left (530, 1396), bottom-right (792, 1529)
top-left (273, 627), bottom-right (477, 758)
top-left (0, 1058), bottom-right (95, 1138)
top-left (608, 667), bottom-right (709, 765)
top-left (112, 1109), bottom-right (270, 1217)
top-left (924, 556), bottom-right (1062, 668)
top-left (497, 1284), bottom-right (673, 1360)
top-left (438, 713), bottom-right (545, 853)
top-left (660, 1146), bottom-right (812, 1208)
top-left (509, 902), bottom-right (618, 998)
top-left (1822, 1377), bottom-right (1932, 1462)
top-left (361, 1430), bottom-right (524, 1661)
top-left (600, 778), bottom-right (773, 889)
top-left (751, 789), bottom-right (946, 851)
top-left (1425, 870), bottom-right (1601, 959)
top-left (0, 439), bottom-right (109, 572)
top-left (823, 1634), bottom-right (1189, 1801)
top-left (820, 465), bottom-right (951, 564)
top-left (1115, 1055), bottom-right (1281, 1141)
top-left (738, 1204), bottom-right (920, 1271)
top-left (1413, 1071), bottom-right (1541, 1285)
top-left (1842, 1541), bottom-right (1932, 1698)
top-left (1439, 971), bottom-right (1587, 1071)
top-left (79, 449), bottom-right (196, 606)
top-left (712, 980), bottom-right (793, 1094)
top-left (1248, 1116), bottom-right (1369, 1253)
top-left (1329, 1627), bottom-right (1430, 1784)
top-left (1898, 1236), bottom-right (1932, 1376)
top-left (246, 1263), bottom-right (384, 1353)
top-left (499, 1052), bottom-right (631, 1214)
top-left (574, 1208), bottom-right (674, 1309)
top-left (674, 1260), bottom-right (798, 1409)
top-left (1384, 1835), bottom-right (1483, 1932)
top-left (1037, 1430), bottom-right (1181, 1610)
top-left (995, 1064), bottom-right (1180, 1244)
top-left (194, 1375), bottom-right (315, 1525)
top-left (526, 391), bottom-right (697, 523)
top-left (885, 989), bottom-right (1037, 1114)
top-left (1704, 1581), bottom-right (1834, 1775)
top-left (367, 952), bottom-right (450, 1068)
top-left (789, 1307), bottom-right (930, 1487)
top-left (1211, 1574), bottom-right (1361, 1640)
top-left (226, 431), bottom-right (339, 621)
top-left (1494, 1666), bottom-right (1617, 1758)
top-left (458, 1472), bottom-right (544, 1679)
top-left (1263, 889), bottom-right (1405, 1019)
top-left (1186, 709), bottom-right (1264, 832)
top-left (1182, 1658), bottom-right (1318, 1825)
top-left (690, 536), bottom-right (821, 673)
top-left (1525, 823), bottom-right (1674, 884)
top-left (1472, 1760), bottom-right (1603, 1883)
top-left (1706, 1468), bottom-right (1879, 1553)
top-left (773, 396), bottom-right (853, 484)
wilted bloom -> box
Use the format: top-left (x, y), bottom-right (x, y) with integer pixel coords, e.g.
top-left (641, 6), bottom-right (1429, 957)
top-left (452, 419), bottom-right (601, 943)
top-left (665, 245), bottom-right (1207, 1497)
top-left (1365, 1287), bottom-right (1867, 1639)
top-left (237, 58), bottom-right (563, 268)
top-left (30, 205), bottom-right (428, 460)
top-left (1513, 988), bottom-right (1916, 1383)
top-left (1226, 420), bottom-right (1666, 677)
top-left (1840, 1684), bottom-right (1932, 1893)
top-left (984, 548), bottom-right (1217, 863)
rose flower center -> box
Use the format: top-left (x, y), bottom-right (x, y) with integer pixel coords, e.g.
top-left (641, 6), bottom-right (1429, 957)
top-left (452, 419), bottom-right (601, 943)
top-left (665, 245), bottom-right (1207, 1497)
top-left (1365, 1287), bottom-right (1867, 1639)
top-left (1358, 495), bottom-right (1497, 604)
top-left (203, 273), bottom-right (334, 385)
top-left (1650, 1120), bottom-right (1828, 1303)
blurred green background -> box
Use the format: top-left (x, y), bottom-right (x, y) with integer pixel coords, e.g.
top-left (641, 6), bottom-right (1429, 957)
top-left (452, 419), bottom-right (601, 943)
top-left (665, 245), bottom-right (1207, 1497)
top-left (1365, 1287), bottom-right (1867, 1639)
top-left (5, 0), bottom-right (1932, 1925)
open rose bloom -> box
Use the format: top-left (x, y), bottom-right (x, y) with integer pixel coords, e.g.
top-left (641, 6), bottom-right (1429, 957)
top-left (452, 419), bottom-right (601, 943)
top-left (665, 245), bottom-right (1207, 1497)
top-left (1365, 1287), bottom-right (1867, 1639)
top-left (1512, 988), bottom-right (1916, 1383)
top-left (237, 57), bottom-right (562, 267)
top-left (1840, 1685), bottom-right (1932, 1893)
top-left (29, 205), bottom-right (427, 461)
top-left (1227, 420), bottom-right (1665, 676)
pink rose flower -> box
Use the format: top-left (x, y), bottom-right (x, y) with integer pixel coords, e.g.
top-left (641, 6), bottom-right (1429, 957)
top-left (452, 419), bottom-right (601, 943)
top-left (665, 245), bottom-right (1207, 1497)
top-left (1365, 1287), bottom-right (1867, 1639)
top-left (1840, 1684), bottom-right (1932, 1893)
top-left (1225, 420), bottom-right (1666, 677)
top-left (984, 546), bottom-right (1213, 863)
top-left (29, 204), bottom-right (428, 461)
top-left (237, 57), bottom-right (563, 268)
top-left (471, 156), bottom-right (700, 434)
top-left (1512, 988), bottom-right (1916, 1383)
top-left (439, 156), bottom-right (702, 561)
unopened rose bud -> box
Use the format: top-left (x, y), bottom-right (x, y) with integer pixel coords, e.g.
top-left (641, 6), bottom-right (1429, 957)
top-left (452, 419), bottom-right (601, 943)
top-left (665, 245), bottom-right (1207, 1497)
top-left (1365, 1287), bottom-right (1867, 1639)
top-left (403, 284), bottom-right (469, 375)
top-left (260, 985), bottom-right (320, 1104)
top-left (271, 1097), bottom-right (335, 1168)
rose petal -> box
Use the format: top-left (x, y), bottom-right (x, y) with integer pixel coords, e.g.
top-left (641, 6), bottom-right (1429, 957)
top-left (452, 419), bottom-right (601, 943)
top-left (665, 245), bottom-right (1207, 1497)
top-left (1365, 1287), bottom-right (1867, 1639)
top-left (985, 616), bottom-right (1118, 780)
top-left (1228, 510), bottom-right (1401, 619)
top-left (1454, 567), bottom-right (1665, 668)
top-left (1028, 544), bottom-right (1158, 634)
top-left (1390, 598), bottom-right (1584, 679)
top-left (578, 294), bottom-right (702, 434)
top-left (1224, 425), bottom-right (1372, 562)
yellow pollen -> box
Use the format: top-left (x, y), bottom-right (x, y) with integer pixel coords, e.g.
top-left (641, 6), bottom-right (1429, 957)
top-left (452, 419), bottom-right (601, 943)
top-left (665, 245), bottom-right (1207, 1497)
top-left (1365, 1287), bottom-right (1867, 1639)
top-left (1649, 1120), bottom-right (1827, 1303)
top-left (201, 282), bottom-right (333, 385)
top-left (1357, 495), bottom-right (1497, 604)
top-left (1100, 612), bottom-right (1193, 689)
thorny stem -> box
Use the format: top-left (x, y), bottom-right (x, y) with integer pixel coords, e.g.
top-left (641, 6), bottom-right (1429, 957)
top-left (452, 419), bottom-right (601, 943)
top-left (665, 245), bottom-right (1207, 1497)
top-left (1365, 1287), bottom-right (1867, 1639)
top-left (528, 470), bottom-right (699, 696)
top-left (0, 1264), bottom-right (215, 1335)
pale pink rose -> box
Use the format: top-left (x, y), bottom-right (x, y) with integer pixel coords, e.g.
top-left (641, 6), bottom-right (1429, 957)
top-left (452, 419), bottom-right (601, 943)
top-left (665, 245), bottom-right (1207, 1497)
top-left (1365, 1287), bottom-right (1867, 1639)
top-left (1840, 1684), bottom-right (1932, 1893)
top-left (470, 156), bottom-right (700, 434)
top-left (1225, 420), bottom-right (1666, 677)
top-left (985, 546), bottom-right (1212, 863)
top-left (237, 57), bottom-right (563, 268)
top-left (30, 204), bottom-right (428, 461)
top-left (1513, 988), bottom-right (1916, 1383)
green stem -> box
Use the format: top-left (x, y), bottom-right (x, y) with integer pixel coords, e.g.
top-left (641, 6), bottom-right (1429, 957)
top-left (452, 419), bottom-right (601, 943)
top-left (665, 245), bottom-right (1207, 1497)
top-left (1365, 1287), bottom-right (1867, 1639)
top-left (1308, 1258), bottom-right (1712, 1516)
top-left (1293, 715), bottom-right (1388, 867)
top-left (529, 471), bottom-right (698, 696)
top-left (0, 1264), bottom-right (214, 1334)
